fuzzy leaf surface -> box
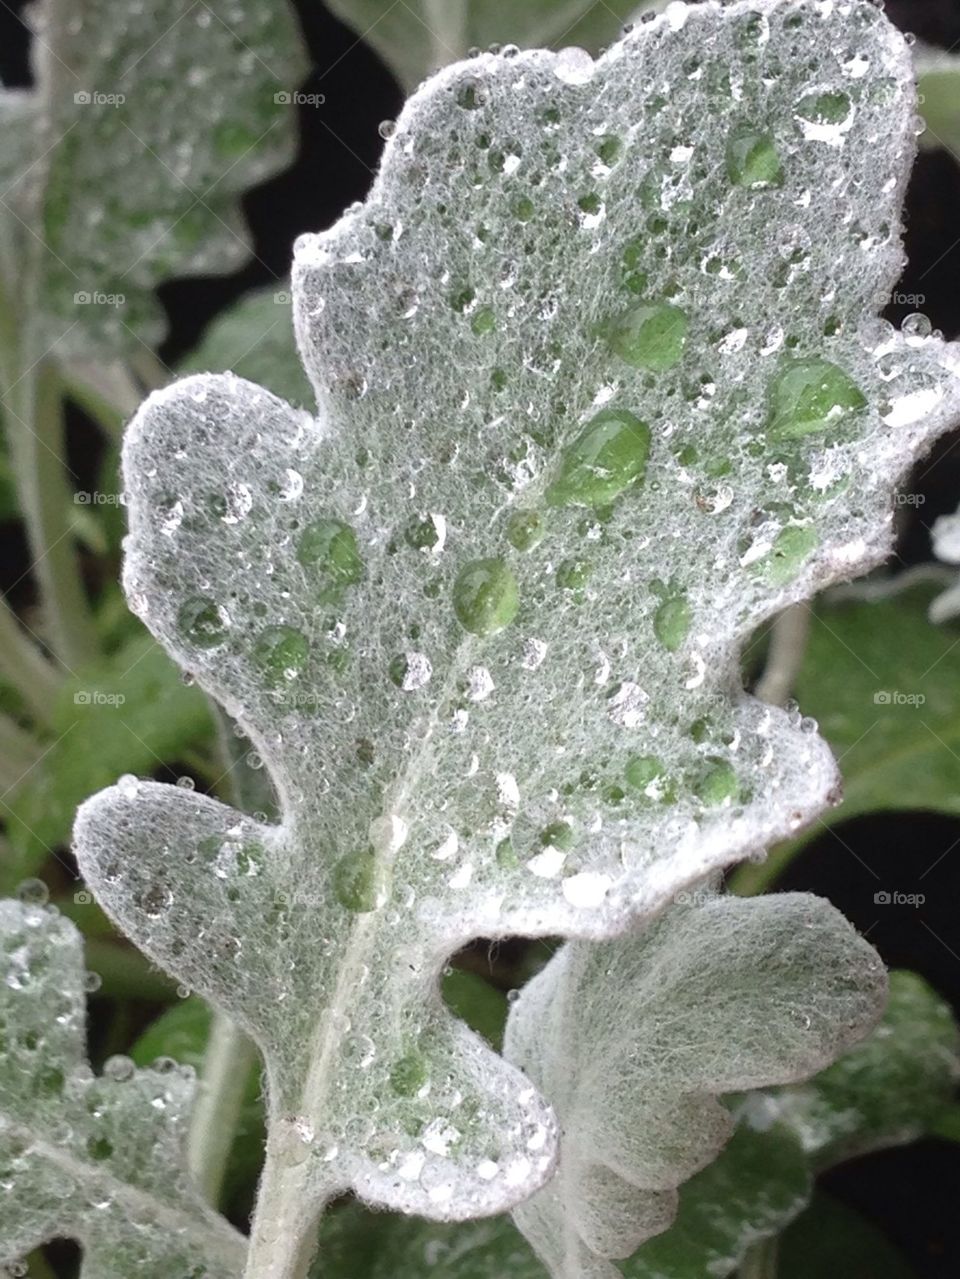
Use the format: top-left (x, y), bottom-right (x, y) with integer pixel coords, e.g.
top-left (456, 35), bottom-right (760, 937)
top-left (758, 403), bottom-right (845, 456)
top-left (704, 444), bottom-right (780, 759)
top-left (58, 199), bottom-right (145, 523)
top-left (0, 1), bottom-right (304, 356)
top-left (74, 0), bottom-right (959, 1257)
top-left (504, 893), bottom-right (885, 1279)
top-left (0, 900), bottom-right (244, 1276)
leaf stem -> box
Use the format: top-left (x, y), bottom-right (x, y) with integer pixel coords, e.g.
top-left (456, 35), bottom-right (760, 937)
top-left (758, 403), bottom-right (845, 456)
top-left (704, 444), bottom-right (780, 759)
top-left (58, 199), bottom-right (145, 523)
top-left (740, 1236), bottom-right (780, 1279)
top-left (754, 603), bottom-right (811, 706)
top-left (0, 593), bottom-right (63, 729)
top-left (245, 1141), bottom-right (322, 1279)
top-left (0, 710), bottom-right (42, 774)
top-left (187, 1013), bottom-right (259, 1204)
top-left (424, 0), bottom-right (468, 67)
top-left (4, 359), bottom-right (100, 671)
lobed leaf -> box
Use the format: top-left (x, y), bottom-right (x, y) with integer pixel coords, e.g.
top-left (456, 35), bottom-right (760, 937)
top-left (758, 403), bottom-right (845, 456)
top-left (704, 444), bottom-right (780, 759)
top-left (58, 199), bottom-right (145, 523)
top-left (0, 0), bottom-right (305, 355)
top-left (503, 891), bottom-right (885, 1278)
top-left (73, 0), bottom-right (960, 1260)
top-left (0, 900), bottom-right (244, 1276)
top-left (627, 967), bottom-right (959, 1278)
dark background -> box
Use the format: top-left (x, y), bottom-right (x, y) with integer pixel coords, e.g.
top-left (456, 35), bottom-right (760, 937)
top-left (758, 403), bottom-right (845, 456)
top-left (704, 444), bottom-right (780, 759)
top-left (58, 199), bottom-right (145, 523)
top-left (2, 0), bottom-right (960, 1271)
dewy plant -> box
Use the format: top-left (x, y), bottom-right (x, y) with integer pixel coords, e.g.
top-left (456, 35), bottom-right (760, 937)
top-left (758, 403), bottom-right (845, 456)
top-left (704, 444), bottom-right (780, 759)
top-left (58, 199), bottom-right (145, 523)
top-left (1, 1), bottom-right (958, 1277)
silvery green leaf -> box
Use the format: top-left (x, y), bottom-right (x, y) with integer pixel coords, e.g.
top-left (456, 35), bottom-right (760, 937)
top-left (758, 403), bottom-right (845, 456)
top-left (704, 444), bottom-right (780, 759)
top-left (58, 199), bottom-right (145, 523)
top-left (626, 967), bottom-right (958, 1278)
top-left (771, 968), bottom-right (960, 1167)
top-left (74, 0), bottom-right (960, 1271)
top-left (0, 900), bottom-right (244, 1276)
top-left (323, 0), bottom-right (658, 92)
top-left (0, 1), bottom-right (305, 356)
top-left (504, 893), bottom-right (885, 1279)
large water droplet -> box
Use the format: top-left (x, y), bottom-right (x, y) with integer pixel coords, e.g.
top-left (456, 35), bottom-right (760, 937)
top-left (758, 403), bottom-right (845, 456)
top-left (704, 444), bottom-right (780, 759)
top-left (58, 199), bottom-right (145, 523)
top-left (253, 625), bottom-right (310, 687)
top-left (178, 596), bottom-right (228, 648)
top-left (653, 594), bottom-right (691, 651)
top-left (766, 358), bottom-right (866, 440)
top-left (453, 558), bottom-right (520, 635)
top-left (297, 519), bottom-right (363, 602)
top-left (547, 410), bottom-right (651, 508)
top-left (726, 127), bottom-right (783, 189)
top-left (609, 302), bottom-right (688, 371)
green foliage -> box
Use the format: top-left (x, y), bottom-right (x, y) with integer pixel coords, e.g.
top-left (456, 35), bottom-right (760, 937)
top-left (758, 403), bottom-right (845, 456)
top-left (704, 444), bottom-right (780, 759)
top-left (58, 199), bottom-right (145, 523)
top-left (2, 634), bottom-right (212, 887)
top-left (0, 1), bottom-right (305, 355)
top-left (0, 901), bottom-right (243, 1276)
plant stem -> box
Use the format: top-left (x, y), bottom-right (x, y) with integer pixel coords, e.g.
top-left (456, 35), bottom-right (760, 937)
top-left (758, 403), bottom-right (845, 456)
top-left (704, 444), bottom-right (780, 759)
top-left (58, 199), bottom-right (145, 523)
top-left (0, 710), bottom-right (42, 775)
top-left (186, 704), bottom-right (268, 1209)
top-left (61, 358), bottom-right (142, 442)
top-left (424, 0), bottom-right (468, 66)
top-left (754, 603), bottom-right (811, 706)
top-left (740, 1236), bottom-right (780, 1279)
top-left (4, 359), bottom-right (100, 671)
top-left (187, 1013), bottom-right (259, 1204)
top-left (245, 1140), bottom-right (322, 1279)
top-left (0, 593), bottom-right (63, 728)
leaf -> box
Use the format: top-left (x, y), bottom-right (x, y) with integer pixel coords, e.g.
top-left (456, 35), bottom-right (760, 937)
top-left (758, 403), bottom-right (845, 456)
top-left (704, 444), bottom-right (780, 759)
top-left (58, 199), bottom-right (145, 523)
top-left (916, 44), bottom-right (960, 162)
top-left (73, 0), bottom-right (960, 1266)
top-left (503, 892), bottom-right (885, 1278)
top-left (179, 285), bottom-right (315, 409)
top-left (131, 997), bottom-right (266, 1218)
top-left (930, 504), bottom-right (960, 622)
top-left (2, 633), bottom-right (213, 886)
top-left (323, 0), bottom-right (657, 93)
top-left (313, 1201), bottom-right (547, 1279)
top-left (626, 968), bottom-right (958, 1278)
top-left (0, 3), bottom-right (305, 356)
top-left (623, 1120), bottom-right (811, 1279)
top-left (778, 1191), bottom-right (918, 1279)
top-left (0, 899), bottom-right (244, 1276)
top-left (789, 587), bottom-right (960, 834)
top-left (772, 968), bottom-right (960, 1167)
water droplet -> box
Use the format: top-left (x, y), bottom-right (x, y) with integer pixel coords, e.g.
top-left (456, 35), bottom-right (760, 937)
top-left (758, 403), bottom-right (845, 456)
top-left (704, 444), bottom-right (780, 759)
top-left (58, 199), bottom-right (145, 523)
top-left (766, 358), bottom-right (866, 439)
top-left (16, 879), bottom-right (48, 906)
top-left (333, 850), bottom-right (384, 913)
top-left (653, 594), bottom-right (691, 652)
top-left (553, 46), bottom-right (594, 86)
top-left (697, 760), bottom-right (739, 807)
top-left (726, 127), bottom-right (783, 189)
top-left (178, 596), bottom-right (229, 648)
top-left (297, 519), bottom-right (363, 603)
top-left (389, 651), bottom-right (433, 692)
top-left (901, 312), bottom-right (932, 342)
top-left (755, 525), bottom-right (818, 586)
top-left (453, 558), bottom-right (520, 635)
top-left (609, 302), bottom-right (688, 371)
top-left (795, 90), bottom-right (853, 143)
top-left (104, 1054), bottom-right (135, 1082)
top-left (404, 512), bottom-right (446, 552)
top-left (547, 409), bottom-right (651, 508)
top-left (378, 119), bottom-right (396, 140)
top-left (253, 625), bottom-right (310, 686)
top-left (505, 510), bottom-right (543, 552)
